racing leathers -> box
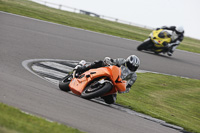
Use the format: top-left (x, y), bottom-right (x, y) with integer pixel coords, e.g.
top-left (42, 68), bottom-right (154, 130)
top-left (157, 26), bottom-right (184, 56)
top-left (112, 58), bottom-right (137, 92)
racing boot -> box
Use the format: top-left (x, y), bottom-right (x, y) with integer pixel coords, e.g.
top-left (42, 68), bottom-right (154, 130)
top-left (102, 93), bottom-right (117, 104)
top-left (167, 46), bottom-right (176, 56)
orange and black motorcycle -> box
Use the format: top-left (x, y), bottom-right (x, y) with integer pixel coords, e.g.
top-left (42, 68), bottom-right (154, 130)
top-left (59, 65), bottom-right (126, 104)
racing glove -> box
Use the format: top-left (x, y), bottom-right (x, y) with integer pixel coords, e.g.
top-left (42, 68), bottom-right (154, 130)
top-left (76, 65), bottom-right (87, 73)
top-left (118, 84), bottom-right (131, 94)
top-left (126, 84), bottom-right (131, 92)
top-left (103, 57), bottom-right (114, 66)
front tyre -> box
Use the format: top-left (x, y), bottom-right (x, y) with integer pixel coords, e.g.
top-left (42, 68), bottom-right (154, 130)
top-left (81, 81), bottom-right (113, 100)
top-left (59, 75), bottom-right (72, 92)
top-left (137, 39), bottom-right (152, 51)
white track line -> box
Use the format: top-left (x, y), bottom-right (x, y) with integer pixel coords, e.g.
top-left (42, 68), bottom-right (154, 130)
top-left (32, 65), bottom-right (67, 78)
top-left (45, 77), bottom-right (59, 85)
top-left (40, 62), bottom-right (73, 72)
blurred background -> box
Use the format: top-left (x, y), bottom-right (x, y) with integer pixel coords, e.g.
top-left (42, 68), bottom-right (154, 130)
top-left (32, 0), bottom-right (200, 40)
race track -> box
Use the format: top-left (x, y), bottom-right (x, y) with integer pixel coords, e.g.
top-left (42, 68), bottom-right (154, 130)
top-left (0, 11), bottom-right (199, 133)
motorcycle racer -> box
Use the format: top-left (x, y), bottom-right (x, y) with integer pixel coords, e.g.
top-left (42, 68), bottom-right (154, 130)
top-left (156, 26), bottom-right (184, 56)
top-left (75, 55), bottom-right (140, 104)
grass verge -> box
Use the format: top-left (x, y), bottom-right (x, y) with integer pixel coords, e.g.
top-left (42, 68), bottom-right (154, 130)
top-left (0, 103), bottom-right (84, 133)
top-left (117, 73), bottom-right (200, 133)
top-left (0, 0), bottom-right (200, 53)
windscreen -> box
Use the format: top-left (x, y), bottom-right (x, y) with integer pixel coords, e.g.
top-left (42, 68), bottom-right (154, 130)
top-left (158, 31), bottom-right (171, 38)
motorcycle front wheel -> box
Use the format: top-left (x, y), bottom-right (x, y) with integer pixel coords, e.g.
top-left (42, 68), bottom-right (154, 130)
top-left (81, 81), bottom-right (112, 100)
top-left (59, 75), bottom-right (72, 92)
top-left (137, 39), bottom-right (153, 51)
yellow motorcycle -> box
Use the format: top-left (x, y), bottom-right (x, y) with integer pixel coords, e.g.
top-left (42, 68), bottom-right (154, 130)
top-left (137, 29), bottom-right (171, 54)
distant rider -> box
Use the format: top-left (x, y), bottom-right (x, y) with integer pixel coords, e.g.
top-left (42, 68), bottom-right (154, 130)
top-left (75, 55), bottom-right (140, 104)
top-left (156, 26), bottom-right (184, 56)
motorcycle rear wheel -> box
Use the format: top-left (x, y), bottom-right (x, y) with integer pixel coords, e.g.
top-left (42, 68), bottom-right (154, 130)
top-left (81, 81), bottom-right (112, 100)
top-left (59, 75), bottom-right (72, 92)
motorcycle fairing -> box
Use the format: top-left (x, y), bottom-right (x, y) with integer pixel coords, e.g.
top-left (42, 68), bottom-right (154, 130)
top-left (150, 29), bottom-right (171, 52)
top-left (69, 66), bottom-right (126, 96)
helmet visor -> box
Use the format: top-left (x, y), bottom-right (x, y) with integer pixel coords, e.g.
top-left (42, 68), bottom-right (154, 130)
top-left (126, 62), bottom-right (138, 72)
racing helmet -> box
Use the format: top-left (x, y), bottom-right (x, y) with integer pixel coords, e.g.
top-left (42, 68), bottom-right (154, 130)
top-left (176, 26), bottom-right (184, 34)
top-left (126, 55), bottom-right (140, 72)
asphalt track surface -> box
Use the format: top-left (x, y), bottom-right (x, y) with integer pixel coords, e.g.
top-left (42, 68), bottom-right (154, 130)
top-left (0, 11), bottom-right (199, 133)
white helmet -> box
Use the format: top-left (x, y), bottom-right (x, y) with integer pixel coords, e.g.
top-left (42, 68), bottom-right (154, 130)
top-left (126, 55), bottom-right (140, 72)
top-left (176, 26), bottom-right (184, 34)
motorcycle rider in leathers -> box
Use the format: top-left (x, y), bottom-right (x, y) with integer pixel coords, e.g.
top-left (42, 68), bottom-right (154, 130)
top-left (156, 26), bottom-right (184, 56)
top-left (75, 55), bottom-right (140, 104)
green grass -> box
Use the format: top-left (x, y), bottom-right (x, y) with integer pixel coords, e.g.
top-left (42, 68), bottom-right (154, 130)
top-left (0, 103), bottom-right (84, 133)
top-left (181, 37), bottom-right (200, 53)
top-left (0, 0), bottom-right (200, 53)
top-left (117, 73), bottom-right (200, 133)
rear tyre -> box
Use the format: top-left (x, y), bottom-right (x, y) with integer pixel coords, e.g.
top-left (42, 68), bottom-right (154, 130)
top-left (59, 75), bottom-right (72, 92)
top-left (81, 81), bottom-right (112, 100)
top-left (137, 39), bottom-right (152, 51)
